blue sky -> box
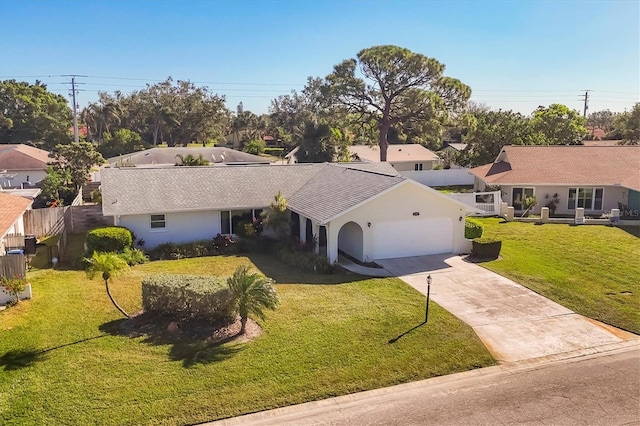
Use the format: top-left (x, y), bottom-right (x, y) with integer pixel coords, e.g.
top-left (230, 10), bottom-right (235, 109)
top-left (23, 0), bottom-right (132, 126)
top-left (1, 0), bottom-right (638, 116)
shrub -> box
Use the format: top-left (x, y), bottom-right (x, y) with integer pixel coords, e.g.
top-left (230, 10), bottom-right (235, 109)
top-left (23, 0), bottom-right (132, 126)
top-left (118, 247), bottom-right (148, 265)
top-left (148, 236), bottom-right (237, 260)
top-left (277, 247), bottom-right (333, 274)
top-left (465, 217), bottom-right (484, 239)
top-left (471, 238), bottom-right (502, 260)
top-left (148, 240), bottom-right (213, 261)
top-left (243, 139), bottom-right (266, 155)
top-left (212, 234), bottom-right (235, 252)
top-left (86, 227), bottom-right (133, 253)
top-left (142, 274), bottom-right (234, 323)
top-left (1, 275), bottom-right (28, 304)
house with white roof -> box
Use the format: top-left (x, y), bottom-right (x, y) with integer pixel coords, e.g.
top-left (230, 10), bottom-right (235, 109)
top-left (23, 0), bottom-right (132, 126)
top-left (101, 163), bottom-right (474, 263)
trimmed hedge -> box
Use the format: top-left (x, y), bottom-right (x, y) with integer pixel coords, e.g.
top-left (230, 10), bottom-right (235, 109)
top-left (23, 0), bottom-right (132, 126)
top-left (142, 274), bottom-right (234, 323)
top-left (465, 217), bottom-right (484, 239)
top-left (471, 238), bottom-right (502, 260)
top-left (86, 227), bottom-right (133, 253)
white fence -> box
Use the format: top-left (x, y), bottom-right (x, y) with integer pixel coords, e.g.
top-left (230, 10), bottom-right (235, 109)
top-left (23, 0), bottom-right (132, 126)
top-left (400, 168), bottom-right (474, 187)
top-left (448, 191), bottom-right (502, 216)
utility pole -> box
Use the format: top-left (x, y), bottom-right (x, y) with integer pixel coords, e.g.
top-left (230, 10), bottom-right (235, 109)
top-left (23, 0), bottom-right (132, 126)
top-left (582, 90), bottom-right (591, 118)
top-left (62, 74), bottom-right (87, 143)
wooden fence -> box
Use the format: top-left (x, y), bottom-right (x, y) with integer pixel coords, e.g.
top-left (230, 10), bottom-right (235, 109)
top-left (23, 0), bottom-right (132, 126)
top-left (0, 254), bottom-right (26, 279)
top-left (23, 206), bottom-right (71, 238)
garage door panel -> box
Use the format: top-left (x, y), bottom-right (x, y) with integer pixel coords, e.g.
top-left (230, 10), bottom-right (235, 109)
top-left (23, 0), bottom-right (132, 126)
top-left (372, 218), bottom-right (452, 259)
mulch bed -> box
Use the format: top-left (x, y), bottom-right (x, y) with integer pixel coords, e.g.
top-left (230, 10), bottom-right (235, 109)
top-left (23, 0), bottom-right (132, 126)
top-left (115, 311), bottom-right (262, 344)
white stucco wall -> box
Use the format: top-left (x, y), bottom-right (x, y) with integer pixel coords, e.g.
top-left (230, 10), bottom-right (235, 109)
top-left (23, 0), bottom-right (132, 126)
top-left (391, 160), bottom-right (439, 172)
top-left (325, 181), bottom-right (471, 263)
top-left (117, 210), bottom-right (222, 249)
top-left (499, 185), bottom-right (627, 216)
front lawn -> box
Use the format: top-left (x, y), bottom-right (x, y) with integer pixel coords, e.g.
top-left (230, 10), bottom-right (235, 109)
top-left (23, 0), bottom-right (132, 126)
top-left (0, 240), bottom-right (493, 425)
top-left (478, 218), bottom-right (640, 334)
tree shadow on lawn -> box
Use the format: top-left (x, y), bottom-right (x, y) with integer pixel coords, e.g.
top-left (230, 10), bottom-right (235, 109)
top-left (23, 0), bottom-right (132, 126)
top-left (247, 253), bottom-right (368, 285)
top-left (0, 335), bottom-right (106, 371)
top-left (99, 314), bottom-right (244, 368)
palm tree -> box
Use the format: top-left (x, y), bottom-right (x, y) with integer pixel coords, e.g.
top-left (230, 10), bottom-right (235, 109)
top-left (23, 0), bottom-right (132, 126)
top-left (85, 252), bottom-right (130, 318)
top-left (227, 265), bottom-right (278, 334)
top-left (175, 153), bottom-right (209, 166)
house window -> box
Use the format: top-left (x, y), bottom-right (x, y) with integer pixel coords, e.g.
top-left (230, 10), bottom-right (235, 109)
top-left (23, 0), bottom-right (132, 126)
top-left (150, 214), bottom-right (166, 229)
top-left (220, 209), bottom-right (263, 234)
top-left (414, 163), bottom-right (423, 171)
top-left (568, 188), bottom-right (603, 210)
top-left (512, 188), bottom-right (534, 210)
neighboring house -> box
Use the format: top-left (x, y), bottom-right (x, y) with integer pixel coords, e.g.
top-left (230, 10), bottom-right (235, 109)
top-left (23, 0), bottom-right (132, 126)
top-left (438, 142), bottom-right (468, 169)
top-left (349, 144), bottom-right (441, 171)
top-left (0, 192), bottom-right (33, 255)
top-left (107, 147), bottom-right (272, 168)
top-left (470, 145), bottom-right (640, 216)
top-left (0, 144), bottom-right (52, 188)
top-left (440, 142), bottom-right (467, 153)
top-left (101, 163), bottom-right (474, 263)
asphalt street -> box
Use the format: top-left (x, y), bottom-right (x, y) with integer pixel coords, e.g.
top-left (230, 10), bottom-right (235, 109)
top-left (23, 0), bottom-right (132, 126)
top-left (211, 345), bottom-right (640, 426)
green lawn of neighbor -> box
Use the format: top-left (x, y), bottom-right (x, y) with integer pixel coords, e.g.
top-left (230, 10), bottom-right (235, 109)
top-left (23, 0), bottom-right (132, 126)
top-left (0, 235), bottom-right (494, 425)
top-left (478, 218), bottom-right (640, 334)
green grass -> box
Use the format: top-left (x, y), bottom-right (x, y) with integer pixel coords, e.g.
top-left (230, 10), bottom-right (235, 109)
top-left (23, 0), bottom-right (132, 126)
top-left (478, 218), bottom-right (640, 334)
top-left (0, 236), bottom-right (494, 425)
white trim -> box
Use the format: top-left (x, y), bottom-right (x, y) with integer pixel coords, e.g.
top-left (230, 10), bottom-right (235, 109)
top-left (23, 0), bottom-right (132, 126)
top-left (511, 187), bottom-right (535, 211)
top-left (567, 187), bottom-right (605, 211)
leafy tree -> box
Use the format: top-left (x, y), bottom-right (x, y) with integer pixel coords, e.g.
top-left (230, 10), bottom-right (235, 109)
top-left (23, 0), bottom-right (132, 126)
top-left (611, 103), bottom-right (640, 145)
top-left (243, 139), bottom-right (266, 155)
top-left (226, 264), bottom-right (278, 335)
top-left (174, 153), bottom-right (209, 166)
top-left (50, 142), bottom-right (105, 190)
top-left (98, 128), bottom-right (145, 158)
top-left (80, 78), bottom-right (231, 147)
top-left (37, 166), bottom-right (73, 207)
top-left (261, 191), bottom-right (289, 239)
top-left (0, 80), bottom-right (72, 148)
top-left (587, 109), bottom-right (617, 136)
top-left (324, 45), bottom-right (471, 161)
top-left (269, 77), bottom-right (331, 147)
top-left (84, 252), bottom-right (130, 318)
top-left (460, 109), bottom-right (541, 167)
top-left (530, 104), bottom-right (588, 145)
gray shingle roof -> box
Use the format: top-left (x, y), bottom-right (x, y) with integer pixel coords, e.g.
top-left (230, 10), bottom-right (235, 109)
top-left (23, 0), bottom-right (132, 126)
top-left (107, 147), bottom-right (271, 166)
top-left (101, 164), bottom-right (325, 216)
top-left (288, 164), bottom-right (405, 223)
top-left (101, 162), bottom-right (409, 220)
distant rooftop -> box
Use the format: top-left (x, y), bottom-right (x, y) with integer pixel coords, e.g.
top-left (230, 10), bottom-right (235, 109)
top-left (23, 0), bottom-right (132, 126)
top-left (107, 147), bottom-right (272, 166)
top-left (349, 144), bottom-right (440, 163)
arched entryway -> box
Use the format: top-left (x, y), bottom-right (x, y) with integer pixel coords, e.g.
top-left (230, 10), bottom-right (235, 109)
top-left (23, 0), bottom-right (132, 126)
top-left (338, 221), bottom-right (364, 262)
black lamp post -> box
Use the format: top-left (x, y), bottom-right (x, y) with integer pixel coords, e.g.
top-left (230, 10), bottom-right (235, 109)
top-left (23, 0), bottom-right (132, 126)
top-left (425, 274), bottom-right (432, 323)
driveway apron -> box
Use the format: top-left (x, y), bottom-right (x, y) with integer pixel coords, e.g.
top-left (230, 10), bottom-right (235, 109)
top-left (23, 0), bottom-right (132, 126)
top-left (376, 254), bottom-right (638, 362)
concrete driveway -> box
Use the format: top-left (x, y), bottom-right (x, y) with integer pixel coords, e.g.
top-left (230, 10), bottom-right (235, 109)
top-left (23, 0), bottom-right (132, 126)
top-left (376, 254), bottom-right (638, 362)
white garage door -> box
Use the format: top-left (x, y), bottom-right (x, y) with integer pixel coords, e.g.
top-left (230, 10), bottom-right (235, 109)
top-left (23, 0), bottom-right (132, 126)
top-left (371, 218), bottom-right (453, 260)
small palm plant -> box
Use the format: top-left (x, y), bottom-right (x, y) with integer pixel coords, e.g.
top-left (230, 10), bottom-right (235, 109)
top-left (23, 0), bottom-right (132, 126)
top-left (85, 252), bottom-right (130, 318)
top-left (227, 265), bottom-right (278, 335)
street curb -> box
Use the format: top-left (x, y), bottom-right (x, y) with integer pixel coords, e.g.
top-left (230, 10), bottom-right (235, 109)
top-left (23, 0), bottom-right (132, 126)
top-left (204, 339), bottom-right (640, 425)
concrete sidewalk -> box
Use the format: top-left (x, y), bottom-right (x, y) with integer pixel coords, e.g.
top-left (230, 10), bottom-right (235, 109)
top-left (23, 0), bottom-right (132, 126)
top-left (376, 254), bottom-right (638, 362)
